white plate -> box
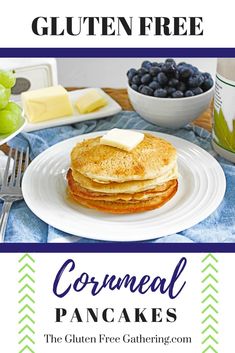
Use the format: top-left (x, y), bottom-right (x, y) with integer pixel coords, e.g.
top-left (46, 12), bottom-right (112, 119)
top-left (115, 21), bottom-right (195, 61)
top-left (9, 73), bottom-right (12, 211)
top-left (22, 88), bottom-right (122, 132)
top-left (0, 116), bottom-right (26, 146)
top-left (22, 131), bottom-right (226, 242)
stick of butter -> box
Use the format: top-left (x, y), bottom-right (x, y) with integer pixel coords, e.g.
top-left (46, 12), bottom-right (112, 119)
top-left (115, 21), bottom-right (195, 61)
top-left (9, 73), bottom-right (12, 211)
top-left (100, 128), bottom-right (144, 151)
top-left (76, 89), bottom-right (107, 114)
top-left (21, 85), bottom-right (73, 123)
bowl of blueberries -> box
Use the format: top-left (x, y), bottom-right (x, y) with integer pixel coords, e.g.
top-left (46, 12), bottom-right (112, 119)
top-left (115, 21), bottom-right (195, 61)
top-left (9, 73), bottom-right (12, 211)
top-left (127, 59), bottom-right (214, 129)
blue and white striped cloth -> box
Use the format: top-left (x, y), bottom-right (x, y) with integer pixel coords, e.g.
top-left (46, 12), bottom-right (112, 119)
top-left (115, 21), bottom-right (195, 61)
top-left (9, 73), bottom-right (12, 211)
top-left (4, 111), bottom-right (235, 243)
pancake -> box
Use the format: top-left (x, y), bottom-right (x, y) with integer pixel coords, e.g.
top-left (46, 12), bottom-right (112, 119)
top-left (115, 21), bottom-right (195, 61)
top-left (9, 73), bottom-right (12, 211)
top-left (71, 133), bottom-right (177, 182)
top-left (67, 168), bottom-right (177, 201)
top-left (71, 164), bottom-right (178, 194)
top-left (68, 180), bottom-right (178, 214)
top-left (68, 131), bottom-right (179, 214)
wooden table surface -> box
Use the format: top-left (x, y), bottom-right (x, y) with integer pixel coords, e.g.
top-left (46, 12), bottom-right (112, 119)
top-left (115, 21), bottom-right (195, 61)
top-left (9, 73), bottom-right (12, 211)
top-left (0, 88), bottom-right (213, 154)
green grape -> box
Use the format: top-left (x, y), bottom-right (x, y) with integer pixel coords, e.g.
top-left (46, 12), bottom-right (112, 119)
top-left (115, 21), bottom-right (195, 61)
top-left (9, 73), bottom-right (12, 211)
top-left (0, 105), bottom-right (22, 134)
top-left (0, 69), bottom-right (16, 88)
top-left (6, 101), bottom-right (22, 115)
top-left (0, 84), bottom-right (11, 109)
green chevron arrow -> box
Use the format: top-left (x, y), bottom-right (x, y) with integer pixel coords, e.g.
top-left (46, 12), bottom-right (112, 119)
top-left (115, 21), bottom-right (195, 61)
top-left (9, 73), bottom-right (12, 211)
top-left (19, 284), bottom-right (35, 294)
top-left (19, 274), bottom-right (35, 284)
top-left (19, 304), bottom-right (35, 315)
top-left (19, 345), bottom-right (35, 353)
top-left (202, 263), bottom-right (218, 273)
top-left (202, 335), bottom-right (218, 345)
top-left (19, 263), bottom-right (35, 274)
top-left (202, 284), bottom-right (218, 294)
top-left (19, 294), bottom-right (35, 305)
top-left (202, 314), bottom-right (218, 325)
top-left (18, 325), bottom-right (35, 335)
top-left (19, 254), bottom-right (35, 264)
top-left (202, 274), bottom-right (218, 284)
top-left (202, 325), bottom-right (218, 335)
top-left (18, 335), bottom-right (35, 345)
top-left (202, 304), bottom-right (218, 315)
top-left (201, 294), bottom-right (218, 304)
top-left (202, 345), bottom-right (218, 353)
top-left (19, 314), bottom-right (35, 325)
top-left (202, 254), bottom-right (218, 263)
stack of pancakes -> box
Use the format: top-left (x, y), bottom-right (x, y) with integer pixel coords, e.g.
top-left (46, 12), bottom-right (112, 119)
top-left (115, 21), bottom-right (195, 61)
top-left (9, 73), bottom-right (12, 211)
top-left (67, 133), bottom-right (178, 214)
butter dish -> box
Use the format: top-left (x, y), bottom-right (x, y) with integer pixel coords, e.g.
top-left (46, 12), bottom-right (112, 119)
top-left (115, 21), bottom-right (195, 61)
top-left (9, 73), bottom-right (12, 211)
top-left (21, 88), bottom-right (122, 132)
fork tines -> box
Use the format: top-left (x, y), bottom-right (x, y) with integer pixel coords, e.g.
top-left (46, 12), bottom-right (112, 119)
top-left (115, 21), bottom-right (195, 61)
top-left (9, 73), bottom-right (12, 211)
top-left (2, 148), bottom-right (29, 187)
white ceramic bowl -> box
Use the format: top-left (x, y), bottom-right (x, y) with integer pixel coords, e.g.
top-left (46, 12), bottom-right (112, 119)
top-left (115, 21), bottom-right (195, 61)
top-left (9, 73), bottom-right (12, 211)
top-left (127, 84), bottom-right (214, 129)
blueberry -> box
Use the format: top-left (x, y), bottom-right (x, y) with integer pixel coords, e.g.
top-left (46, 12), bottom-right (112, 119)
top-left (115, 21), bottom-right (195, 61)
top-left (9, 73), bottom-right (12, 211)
top-left (149, 81), bottom-right (161, 90)
top-left (168, 78), bottom-right (179, 87)
top-left (176, 81), bottom-right (187, 92)
top-left (179, 67), bottom-right (193, 79)
top-left (188, 75), bottom-right (200, 88)
top-left (175, 70), bottom-right (180, 80)
top-left (141, 61), bottom-right (152, 70)
top-left (172, 90), bottom-right (184, 98)
top-left (177, 63), bottom-right (183, 69)
top-left (141, 86), bottom-right (153, 96)
top-left (131, 84), bottom-right (138, 91)
top-left (186, 63), bottom-right (197, 71)
top-left (168, 64), bottom-right (177, 76)
top-left (202, 72), bottom-right (212, 80)
top-left (127, 68), bottom-right (137, 80)
top-left (126, 62), bottom-right (211, 97)
top-left (154, 88), bottom-right (168, 98)
top-left (137, 68), bottom-right (149, 76)
top-left (201, 78), bottom-right (213, 91)
top-left (192, 87), bottom-right (203, 95)
top-left (138, 84), bottom-right (144, 93)
top-left (184, 90), bottom-right (194, 97)
top-left (161, 64), bottom-right (168, 73)
top-left (191, 66), bottom-right (199, 74)
top-left (178, 62), bottom-right (187, 66)
top-left (197, 74), bottom-right (204, 86)
top-left (149, 66), bottom-right (161, 77)
top-left (167, 87), bottom-right (176, 96)
top-left (132, 75), bottom-right (141, 85)
top-left (165, 58), bottom-right (176, 66)
top-left (152, 76), bottom-right (159, 82)
top-left (157, 72), bottom-right (168, 85)
top-left (162, 62), bottom-right (176, 76)
top-left (141, 74), bottom-right (152, 84)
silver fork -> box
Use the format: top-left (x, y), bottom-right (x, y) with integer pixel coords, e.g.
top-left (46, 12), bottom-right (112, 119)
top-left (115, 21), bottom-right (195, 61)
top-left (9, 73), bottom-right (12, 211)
top-left (0, 148), bottom-right (29, 242)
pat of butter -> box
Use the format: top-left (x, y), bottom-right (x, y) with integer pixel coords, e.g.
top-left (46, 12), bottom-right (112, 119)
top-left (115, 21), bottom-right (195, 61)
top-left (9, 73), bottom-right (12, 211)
top-left (76, 90), bottom-right (107, 114)
top-left (100, 129), bottom-right (144, 151)
top-left (21, 85), bottom-right (73, 123)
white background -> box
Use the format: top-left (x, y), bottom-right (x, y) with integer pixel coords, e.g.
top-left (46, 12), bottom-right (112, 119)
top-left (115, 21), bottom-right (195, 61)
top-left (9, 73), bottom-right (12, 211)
top-left (0, 0), bottom-right (234, 47)
top-left (0, 253), bottom-right (233, 352)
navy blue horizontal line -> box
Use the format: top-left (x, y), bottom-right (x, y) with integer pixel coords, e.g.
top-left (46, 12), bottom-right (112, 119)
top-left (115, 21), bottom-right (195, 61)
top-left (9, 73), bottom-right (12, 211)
top-left (0, 243), bottom-right (234, 253)
top-left (0, 47), bottom-right (235, 57)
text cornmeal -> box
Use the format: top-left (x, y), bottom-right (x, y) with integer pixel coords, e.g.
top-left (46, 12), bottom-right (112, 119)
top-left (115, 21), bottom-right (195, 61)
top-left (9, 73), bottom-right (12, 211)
top-left (53, 257), bottom-right (187, 299)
